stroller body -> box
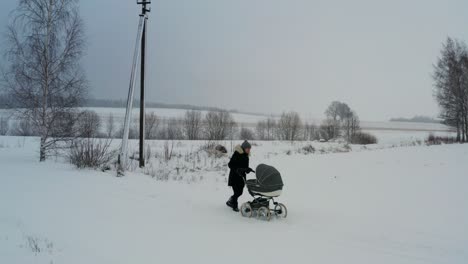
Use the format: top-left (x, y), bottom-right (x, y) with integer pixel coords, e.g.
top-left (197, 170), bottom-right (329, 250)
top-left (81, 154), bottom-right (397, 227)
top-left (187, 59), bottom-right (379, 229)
top-left (241, 164), bottom-right (287, 220)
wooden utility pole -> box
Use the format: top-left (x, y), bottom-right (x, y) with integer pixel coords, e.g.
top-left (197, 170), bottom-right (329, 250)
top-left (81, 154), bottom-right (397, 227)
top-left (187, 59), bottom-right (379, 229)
top-left (138, 1), bottom-right (150, 168)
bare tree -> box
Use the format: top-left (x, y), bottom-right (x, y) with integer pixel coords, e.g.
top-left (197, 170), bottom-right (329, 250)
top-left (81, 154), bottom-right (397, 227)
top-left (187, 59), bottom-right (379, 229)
top-left (166, 118), bottom-right (183, 140)
top-left (203, 110), bottom-right (236, 140)
top-left (2, 0), bottom-right (87, 161)
top-left (325, 101), bottom-right (351, 124)
top-left (265, 117), bottom-right (277, 140)
top-left (76, 110), bottom-right (100, 138)
top-left (50, 110), bottom-right (75, 138)
top-left (342, 110), bottom-right (360, 141)
top-left (433, 37), bottom-right (468, 142)
top-left (277, 111), bottom-right (302, 141)
top-left (240, 127), bottom-right (255, 140)
top-left (324, 101), bottom-right (353, 139)
top-left (302, 122), bottom-right (318, 141)
top-left (105, 113), bottom-right (115, 138)
top-left (183, 110), bottom-right (202, 140)
top-left (145, 112), bottom-right (160, 139)
top-left (323, 101), bottom-right (362, 141)
top-left (319, 118), bottom-right (335, 141)
top-left (255, 120), bottom-right (266, 140)
top-left (255, 117), bottom-right (277, 140)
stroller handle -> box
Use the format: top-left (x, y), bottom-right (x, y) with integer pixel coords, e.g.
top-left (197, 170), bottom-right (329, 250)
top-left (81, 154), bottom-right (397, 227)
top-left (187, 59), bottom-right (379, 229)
top-left (236, 168), bottom-right (255, 175)
top-left (236, 168), bottom-right (255, 184)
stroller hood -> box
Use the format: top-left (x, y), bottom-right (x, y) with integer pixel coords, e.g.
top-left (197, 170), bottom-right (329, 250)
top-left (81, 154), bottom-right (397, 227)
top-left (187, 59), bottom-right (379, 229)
top-left (255, 164), bottom-right (283, 188)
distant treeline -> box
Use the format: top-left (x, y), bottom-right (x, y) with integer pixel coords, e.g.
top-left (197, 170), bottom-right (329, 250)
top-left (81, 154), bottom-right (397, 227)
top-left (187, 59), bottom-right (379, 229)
top-left (389, 116), bottom-right (441, 124)
top-left (83, 98), bottom-right (234, 112)
top-left (0, 95), bottom-right (272, 118)
top-left (0, 95), bottom-right (233, 112)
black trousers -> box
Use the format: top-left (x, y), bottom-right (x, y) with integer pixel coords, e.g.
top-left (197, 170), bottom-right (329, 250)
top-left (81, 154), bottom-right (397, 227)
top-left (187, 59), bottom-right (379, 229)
top-left (230, 183), bottom-right (245, 207)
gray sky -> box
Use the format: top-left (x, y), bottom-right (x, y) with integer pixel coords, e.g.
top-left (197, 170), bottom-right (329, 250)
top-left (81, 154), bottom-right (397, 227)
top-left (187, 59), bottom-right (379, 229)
top-left (1, 0), bottom-right (468, 120)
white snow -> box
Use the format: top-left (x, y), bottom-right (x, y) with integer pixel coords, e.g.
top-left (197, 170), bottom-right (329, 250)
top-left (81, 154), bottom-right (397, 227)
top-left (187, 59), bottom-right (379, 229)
top-left (1, 136), bottom-right (467, 264)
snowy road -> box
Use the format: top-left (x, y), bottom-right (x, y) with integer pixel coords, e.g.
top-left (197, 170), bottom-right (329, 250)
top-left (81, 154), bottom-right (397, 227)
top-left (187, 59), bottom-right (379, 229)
top-left (0, 137), bottom-right (467, 263)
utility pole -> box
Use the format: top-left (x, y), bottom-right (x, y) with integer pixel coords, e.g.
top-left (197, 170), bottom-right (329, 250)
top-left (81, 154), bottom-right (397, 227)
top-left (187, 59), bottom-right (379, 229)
top-left (117, 1), bottom-right (151, 176)
top-left (138, 1), bottom-right (150, 168)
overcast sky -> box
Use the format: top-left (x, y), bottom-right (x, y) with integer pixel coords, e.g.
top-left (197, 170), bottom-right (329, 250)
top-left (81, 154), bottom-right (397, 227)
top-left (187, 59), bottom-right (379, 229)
top-left (1, 0), bottom-right (468, 120)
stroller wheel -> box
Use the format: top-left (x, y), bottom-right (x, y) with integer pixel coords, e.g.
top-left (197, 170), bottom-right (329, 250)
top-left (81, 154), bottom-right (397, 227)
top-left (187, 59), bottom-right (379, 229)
top-left (274, 203), bottom-right (287, 218)
top-left (240, 203), bottom-right (253, 218)
top-left (257, 206), bottom-right (271, 221)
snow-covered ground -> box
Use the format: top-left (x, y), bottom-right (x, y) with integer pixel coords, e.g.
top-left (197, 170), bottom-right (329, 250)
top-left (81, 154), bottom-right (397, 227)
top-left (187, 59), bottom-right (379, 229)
top-left (0, 135), bottom-right (467, 264)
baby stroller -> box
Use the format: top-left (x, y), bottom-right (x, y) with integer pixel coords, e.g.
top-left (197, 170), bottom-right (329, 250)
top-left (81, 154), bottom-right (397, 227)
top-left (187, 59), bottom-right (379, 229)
top-left (240, 164), bottom-right (287, 221)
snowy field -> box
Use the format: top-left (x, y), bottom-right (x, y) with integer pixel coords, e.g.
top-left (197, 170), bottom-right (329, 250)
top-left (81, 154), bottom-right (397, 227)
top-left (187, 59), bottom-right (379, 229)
top-left (79, 107), bottom-right (451, 132)
top-left (0, 107), bottom-right (453, 133)
top-left (0, 135), bottom-right (467, 264)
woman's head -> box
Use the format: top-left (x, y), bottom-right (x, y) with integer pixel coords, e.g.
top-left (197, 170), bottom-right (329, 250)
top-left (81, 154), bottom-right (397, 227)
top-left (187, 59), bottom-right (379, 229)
top-left (241, 140), bottom-right (251, 154)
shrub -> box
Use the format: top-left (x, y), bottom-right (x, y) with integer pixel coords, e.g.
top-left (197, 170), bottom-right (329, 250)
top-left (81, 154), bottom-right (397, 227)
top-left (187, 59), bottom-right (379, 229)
top-left (301, 144), bottom-right (315, 154)
top-left (163, 140), bottom-right (175, 162)
top-left (240, 127), bottom-right (255, 140)
top-left (203, 110), bottom-right (237, 140)
top-left (350, 132), bottom-right (377, 145)
top-left (76, 110), bottom-right (101, 138)
top-left (425, 133), bottom-right (457, 145)
top-left (68, 138), bottom-right (116, 169)
top-left (200, 141), bottom-right (217, 151)
top-left (319, 118), bottom-right (336, 141)
top-left (277, 111), bottom-right (302, 141)
top-left (215, 145), bottom-right (227, 153)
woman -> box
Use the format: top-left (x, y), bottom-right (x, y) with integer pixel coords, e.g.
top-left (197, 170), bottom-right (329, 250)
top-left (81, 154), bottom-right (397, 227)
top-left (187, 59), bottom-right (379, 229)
top-left (226, 140), bottom-right (254, 212)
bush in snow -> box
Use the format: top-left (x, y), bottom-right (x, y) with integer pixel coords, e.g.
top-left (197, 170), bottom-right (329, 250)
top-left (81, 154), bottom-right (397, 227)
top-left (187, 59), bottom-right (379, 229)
top-left (183, 110), bottom-right (202, 140)
top-left (200, 141), bottom-right (217, 151)
top-left (199, 141), bottom-right (227, 158)
top-left (319, 118), bottom-right (336, 141)
top-left (203, 110), bottom-right (236, 140)
top-left (322, 101), bottom-right (361, 143)
top-left (256, 117), bottom-right (276, 140)
top-left (215, 144), bottom-right (227, 153)
top-left (350, 132), bottom-right (377, 145)
top-left (240, 127), bottom-right (255, 140)
top-left (68, 138), bottom-right (116, 169)
top-left (425, 133), bottom-right (458, 145)
top-left (302, 123), bottom-right (319, 141)
top-left (166, 118), bottom-right (184, 140)
top-left (163, 140), bottom-right (175, 162)
top-left (276, 111), bottom-right (302, 141)
top-left (145, 112), bottom-right (160, 139)
top-left (301, 144), bottom-right (315, 154)
top-left (76, 110), bottom-right (101, 138)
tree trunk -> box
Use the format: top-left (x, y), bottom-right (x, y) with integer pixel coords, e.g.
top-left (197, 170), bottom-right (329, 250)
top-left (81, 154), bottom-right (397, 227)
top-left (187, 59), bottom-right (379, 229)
top-left (463, 120), bottom-right (467, 142)
top-left (39, 137), bottom-right (46, 162)
top-left (465, 122), bottom-right (468, 142)
top-left (465, 114), bottom-right (468, 142)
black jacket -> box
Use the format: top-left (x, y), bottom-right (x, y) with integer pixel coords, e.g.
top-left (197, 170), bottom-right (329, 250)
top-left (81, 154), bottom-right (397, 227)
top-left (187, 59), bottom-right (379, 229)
top-left (228, 145), bottom-right (249, 187)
